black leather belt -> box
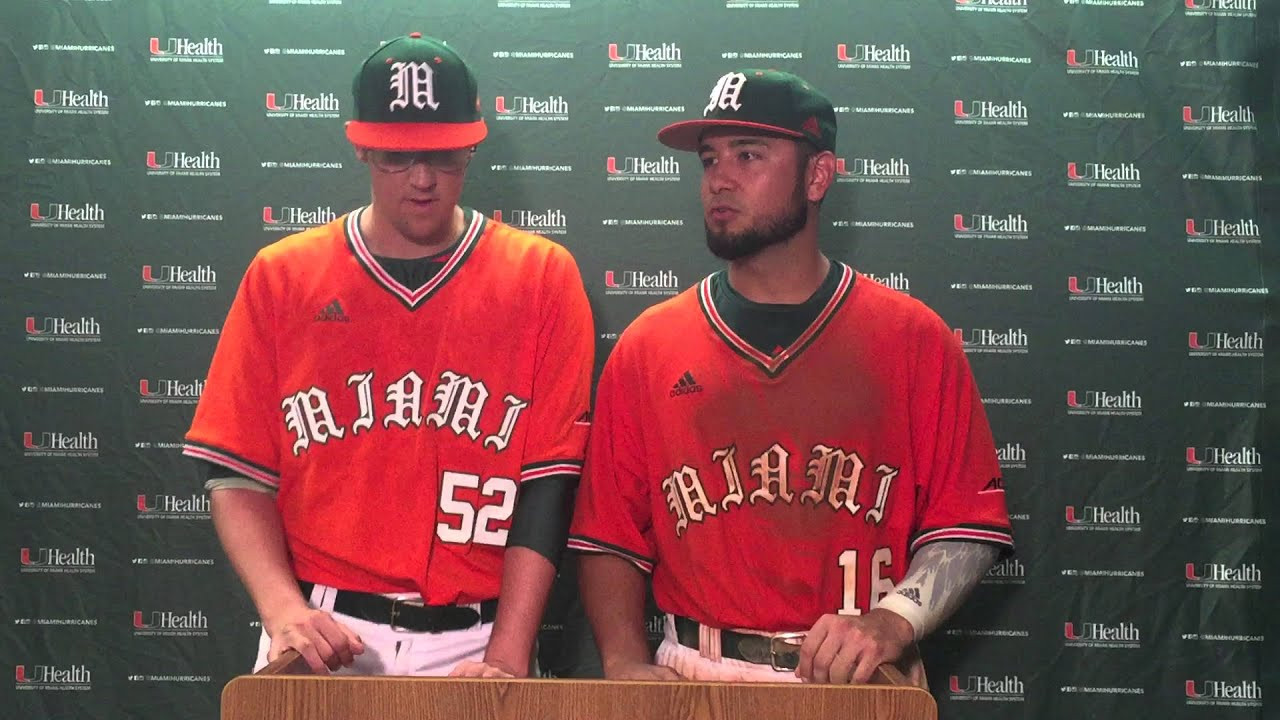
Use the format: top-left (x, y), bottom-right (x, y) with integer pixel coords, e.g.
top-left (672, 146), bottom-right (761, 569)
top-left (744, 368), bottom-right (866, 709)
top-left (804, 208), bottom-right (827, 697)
top-left (299, 581), bottom-right (497, 633)
top-left (673, 615), bottom-right (806, 671)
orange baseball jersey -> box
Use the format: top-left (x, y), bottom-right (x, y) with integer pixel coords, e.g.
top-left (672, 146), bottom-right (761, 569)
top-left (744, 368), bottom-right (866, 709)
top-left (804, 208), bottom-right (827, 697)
top-left (185, 207), bottom-right (593, 603)
top-left (569, 264), bottom-right (1012, 632)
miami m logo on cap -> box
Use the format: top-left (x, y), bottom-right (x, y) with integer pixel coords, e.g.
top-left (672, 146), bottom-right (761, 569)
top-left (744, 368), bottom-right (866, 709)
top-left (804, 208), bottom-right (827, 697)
top-left (704, 72), bottom-right (746, 116)
top-left (389, 61), bottom-right (439, 112)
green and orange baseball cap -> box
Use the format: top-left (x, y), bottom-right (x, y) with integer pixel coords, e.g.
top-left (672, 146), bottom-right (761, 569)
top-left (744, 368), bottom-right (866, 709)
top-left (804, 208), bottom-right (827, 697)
top-left (658, 69), bottom-right (836, 153)
top-left (345, 32), bottom-right (487, 151)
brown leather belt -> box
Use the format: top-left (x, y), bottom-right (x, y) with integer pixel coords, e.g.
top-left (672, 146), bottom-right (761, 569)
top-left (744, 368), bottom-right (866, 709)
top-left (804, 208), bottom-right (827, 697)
top-left (673, 614), bottom-right (806, 671)
top-left (299, 581), bottom-right (497, 633)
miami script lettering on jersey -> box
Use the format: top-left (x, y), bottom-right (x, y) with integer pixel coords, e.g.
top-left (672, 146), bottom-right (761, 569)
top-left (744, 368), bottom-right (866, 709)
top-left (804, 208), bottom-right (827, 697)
top-left (280, 368), bottom-right (529, 455)
top-left (661, 441), bottom-right (900, 537)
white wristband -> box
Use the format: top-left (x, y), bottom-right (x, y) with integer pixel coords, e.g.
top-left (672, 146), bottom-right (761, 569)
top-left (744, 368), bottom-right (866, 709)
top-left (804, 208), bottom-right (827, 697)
top-left (873, 591), bottom-right (927, 643)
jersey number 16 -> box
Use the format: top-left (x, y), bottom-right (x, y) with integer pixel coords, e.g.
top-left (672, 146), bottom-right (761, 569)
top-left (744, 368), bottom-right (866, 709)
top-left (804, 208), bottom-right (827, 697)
top-left (839, 547), bottom-right (895, 616)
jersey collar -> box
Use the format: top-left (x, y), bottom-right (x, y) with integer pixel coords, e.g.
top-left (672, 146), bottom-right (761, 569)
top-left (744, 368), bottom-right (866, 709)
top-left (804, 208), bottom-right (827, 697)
top-left (344, 206), bottom-right (485, 310)
top-left (697, 262), bottom-right (855, 377)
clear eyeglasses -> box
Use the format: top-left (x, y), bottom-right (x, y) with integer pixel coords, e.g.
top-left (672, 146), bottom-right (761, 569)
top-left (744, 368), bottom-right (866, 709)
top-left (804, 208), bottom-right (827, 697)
top-left (365, 148), bottom-right (474, 174)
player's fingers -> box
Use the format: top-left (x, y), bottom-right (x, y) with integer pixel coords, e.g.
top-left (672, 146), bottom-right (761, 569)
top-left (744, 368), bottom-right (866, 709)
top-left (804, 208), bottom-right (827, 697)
top-left (827, 644), bottom-right (861, 685)
top-left (481, 665), bottom-right (515, 678)
top-left (333, 618), bottom-right (365, 657)
top-left (289, 625), bottom-right (342, 672)
top-left (850, 651), bottom-right (882, 685)
top-left (796, 619), bottom-right (830, 680)
top-left (277, 633), bottom-right (331, 675)
top-left (448, 661), bottom-right (484, 677)
top-left (809, 630), bottom-right (844, 684)
top-left (313, 616), bottom-right (361, 667)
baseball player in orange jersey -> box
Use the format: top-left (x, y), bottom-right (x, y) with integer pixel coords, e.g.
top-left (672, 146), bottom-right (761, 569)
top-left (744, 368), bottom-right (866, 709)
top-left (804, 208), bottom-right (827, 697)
top-left (569, 69), bottom-right (1013, 685)
top-left (184, 33), bottom-right (593, 677)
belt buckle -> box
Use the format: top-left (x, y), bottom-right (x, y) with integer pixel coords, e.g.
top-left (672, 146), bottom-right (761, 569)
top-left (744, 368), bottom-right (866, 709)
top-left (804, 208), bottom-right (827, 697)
top-left (389, 597), bottom-right (426, 632)
top-left (769, 632), bottom-right (806, 672)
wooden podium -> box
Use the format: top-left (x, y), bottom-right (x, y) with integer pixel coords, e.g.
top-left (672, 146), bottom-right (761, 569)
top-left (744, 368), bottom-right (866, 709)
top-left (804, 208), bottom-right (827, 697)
top-left (221, 651), bottom-right (937, 720)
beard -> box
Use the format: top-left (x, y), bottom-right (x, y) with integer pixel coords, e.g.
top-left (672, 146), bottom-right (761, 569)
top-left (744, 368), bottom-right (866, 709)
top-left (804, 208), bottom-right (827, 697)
top-left (704, 184), bottom-right (809, 261)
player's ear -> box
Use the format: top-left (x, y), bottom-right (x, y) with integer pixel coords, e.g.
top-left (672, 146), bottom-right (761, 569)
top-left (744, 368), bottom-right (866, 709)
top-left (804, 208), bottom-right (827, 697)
top-left (354, 146), bottom-right (369, 163)
top-left (806, 150), bottom-right (836, 204)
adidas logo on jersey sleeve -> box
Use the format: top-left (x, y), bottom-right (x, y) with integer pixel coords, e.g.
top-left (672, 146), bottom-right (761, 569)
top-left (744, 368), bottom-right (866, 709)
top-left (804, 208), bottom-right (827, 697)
top-left (669, 370), bottom-right (703, 398)
top-left (314, 299), bottom-right (350, 322)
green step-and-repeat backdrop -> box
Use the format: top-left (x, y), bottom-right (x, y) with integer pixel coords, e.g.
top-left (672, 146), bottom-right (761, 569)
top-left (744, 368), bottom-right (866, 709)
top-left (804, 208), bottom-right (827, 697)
top-left (4, 1), bottom-right (1272, 718)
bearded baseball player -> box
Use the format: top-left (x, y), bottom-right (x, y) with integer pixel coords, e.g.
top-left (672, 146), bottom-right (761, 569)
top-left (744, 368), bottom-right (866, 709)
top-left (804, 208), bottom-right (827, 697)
top-left (569, 69), bottom-right (1013, 686)
top-left (183, 33), bottom-right (593, 677)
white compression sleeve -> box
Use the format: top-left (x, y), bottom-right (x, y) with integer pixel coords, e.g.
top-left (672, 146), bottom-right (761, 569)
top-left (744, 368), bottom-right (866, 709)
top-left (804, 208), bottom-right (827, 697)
top-left (873, 541), bottom-right (1000, 642)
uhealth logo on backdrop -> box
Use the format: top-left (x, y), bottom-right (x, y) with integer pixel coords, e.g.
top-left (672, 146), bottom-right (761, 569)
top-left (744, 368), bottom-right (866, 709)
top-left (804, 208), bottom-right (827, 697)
top-left (1183, 105), bottom-right (1255, 131)
top-left (1065, 505), bottom-right (1141, 532)
top-left (133, 609), bottom-right (210, 637)
top-left (149, 36), bottom-right (223, 63)
top-left (139, 379), bottom-right (205, 405)
top-left (835, 157), bottom-right (910, 184)
top-left (1067, 275), bottom-right (1144, 302)
top-left (982, 556), bottom-right (1026, 585)
top-left (25, 316), bottom-right (101, 343)
top-left (265, 91), bottom-right (341, 119)
top-left (493, 209), bottom-right (568, 235)
top-left (604, 270), bottom-right (680, 297)
top-left (955, 0), bottom-right (1027, 13)
top-left (23, 431), bottom-right (99, 458)
top-left (1183, 0), bottom-right (1257, 18)
top-left (30, 202), bottom-right (105, 229)
top-left (1066, 48), bottom-right (1139, 76)
top-left (954, 328), bottom-right (1028, 354)
top-left (33, 87), bottom-right (109, 115)
top-left (836, 43), bottom-right (911, 70)
top-left (953, 213), bottom-right (1028, 240)
top-left (997, 442), bottom-right (1027, 470)
top-left (141, 265), bottom-right (217, 291)
top-left (607, 42), bottom-right (682, 69)
top-left (494, 95), bottom-right (569, 121)
top-left (948, 674), bottom-right (1024, 702)
top-left (954, 99), bottom-right (1028, 126)
top-left (1187, 330), bottom-right (1262, 358)
top-left (1067, 162), bottom-right (1141, 188)
top-left (1186, 217), bottom-right (1260, 244)
top-left (1066, 389), bottom-right (1142, 416)
top-left (1185, 445), bottom-right (1262, 473)
top-left (19, 547), bottom-right (96, 574)
top-left (1063, 621), bottom-right (1141, 648)
top-left (14, 664), bottom-right (92, 691)
top-left (606, 155), bottom-right (681, 182)
top-left (864, 272), bottom-right (910, 294)
top-left (137, 492), bottom-right (211, 520)
top-left (1185, 561), bottom-right (1261, 590)
top-left (146, 150), bottom-right (220, 176)
top-left (263, 206), bottom-right (337, 232)
top-left (1185, 679), bottom-right (1262, 708)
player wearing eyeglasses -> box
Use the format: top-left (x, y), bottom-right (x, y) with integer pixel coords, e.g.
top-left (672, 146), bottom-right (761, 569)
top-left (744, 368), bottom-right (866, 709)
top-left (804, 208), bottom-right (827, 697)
top-left (184, 33), bottom-right (594, 678)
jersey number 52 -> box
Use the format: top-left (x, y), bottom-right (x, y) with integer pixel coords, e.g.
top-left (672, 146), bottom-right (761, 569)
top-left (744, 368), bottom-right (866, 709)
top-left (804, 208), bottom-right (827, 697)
top-left (435, 470), bottom-right (517, 546)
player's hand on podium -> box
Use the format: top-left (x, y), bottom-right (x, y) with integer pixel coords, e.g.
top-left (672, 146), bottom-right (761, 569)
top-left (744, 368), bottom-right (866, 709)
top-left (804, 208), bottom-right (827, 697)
top-left (796, 609), bottom-right (913, 685)
top-left (266, 607), bottom-right (365, 674)
top-left (603, 660), bottom-right (685, 681)
top-left (449, 660), bottom-right (519, 679)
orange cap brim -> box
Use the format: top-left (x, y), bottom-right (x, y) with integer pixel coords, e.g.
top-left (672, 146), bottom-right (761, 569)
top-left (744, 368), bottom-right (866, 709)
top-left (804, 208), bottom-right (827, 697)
top-left (345, 119), bottom-right (488, 150)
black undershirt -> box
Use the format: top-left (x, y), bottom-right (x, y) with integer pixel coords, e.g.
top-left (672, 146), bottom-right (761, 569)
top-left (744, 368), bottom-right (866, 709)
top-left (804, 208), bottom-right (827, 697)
top-left (372, 244), bottom-right (457, 290)
top-left (709, 261), bottom-right (845, 356)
